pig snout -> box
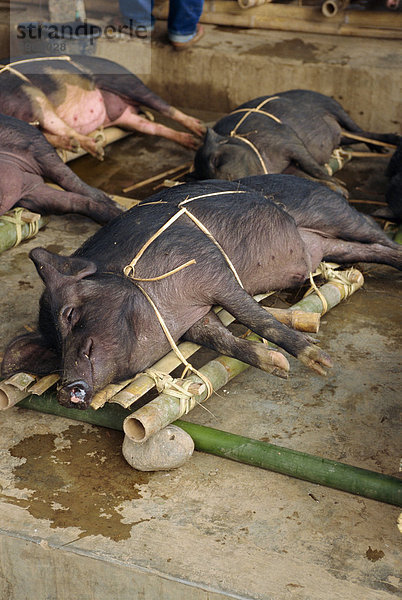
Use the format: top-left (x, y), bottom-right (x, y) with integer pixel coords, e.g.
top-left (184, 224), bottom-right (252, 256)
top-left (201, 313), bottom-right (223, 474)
top-left (58, 380), bottom-right (92, 409)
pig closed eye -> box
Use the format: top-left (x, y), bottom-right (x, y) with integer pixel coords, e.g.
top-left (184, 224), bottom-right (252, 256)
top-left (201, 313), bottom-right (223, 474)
top-left (61, 306), bottom-right (78, 328)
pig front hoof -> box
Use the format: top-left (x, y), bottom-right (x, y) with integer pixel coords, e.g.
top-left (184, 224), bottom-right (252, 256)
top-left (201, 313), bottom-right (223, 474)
top-left (93, 199), bottom-right (124, 224)
top-left (58, 380), bottom-right (92, 410)
top-left (259, 348), bottom-right (290, 379)
top-left (298, 346), bottom-right (333, 376)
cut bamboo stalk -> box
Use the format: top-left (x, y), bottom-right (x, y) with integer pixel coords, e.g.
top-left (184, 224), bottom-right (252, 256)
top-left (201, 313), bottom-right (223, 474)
top-left (238, 0), bottom-right (271, 8)
top-left (122, 162), bottom-right (193, 193)
top-left (0, 209), bottom-right (49, 253)
top-left (0, 373), bottom-right (37, 410)
top-left (174, 421), bottom-right (402, 507)
top-left (265, 307), bottom-right (320, 333)
top-left (349, 199), bottom-right (388, 206)
top-left (340, 131), bottom-right (397, 149)
top-left (0, 384), bottom-right (32, 410)
top-left (0, 372), bottom-right (60, 410)
top-left (394, 226), bottom-right (402, 245)
top-left (29, 374), bottom-right (60, 395)
top-left (11, 393), bottom-right (402, 506)
top-left (57, 127), bottom-right (131, 163)
top-left (342, 151), bottom-right (391, 159)
top-left (123, 268), bottom-right (363, 444)
top-left (176, 3), bottom-right (402, 39)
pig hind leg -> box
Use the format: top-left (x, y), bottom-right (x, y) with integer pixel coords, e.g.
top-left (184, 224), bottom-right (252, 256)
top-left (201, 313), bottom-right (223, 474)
top-left (19, 181), bottom-right (121, 224)
top-left (97, 75), bottom-right (205, 138)
top-left (29, 92), bottom-right (105, 159)
top-left (333, 105), bottom-right (401, 149)
top-left (183, 310), bottom-right (290, 378)
top-left (33, 143), bottom-right (113, 204)
top-left (211, 281), bottom-right (332, 376)
top-left (319, 236), bottom-right (402, 270)
top-left (106, 103), bottom-right (200, 149)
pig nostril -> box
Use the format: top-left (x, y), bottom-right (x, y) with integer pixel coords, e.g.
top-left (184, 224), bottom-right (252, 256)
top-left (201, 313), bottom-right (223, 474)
top-left (64, 380), bottom-right (89, 404)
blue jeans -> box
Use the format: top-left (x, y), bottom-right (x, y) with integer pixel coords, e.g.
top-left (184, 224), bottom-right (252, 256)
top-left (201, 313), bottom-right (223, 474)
top-left (118, 0), bottom-right (204, 41)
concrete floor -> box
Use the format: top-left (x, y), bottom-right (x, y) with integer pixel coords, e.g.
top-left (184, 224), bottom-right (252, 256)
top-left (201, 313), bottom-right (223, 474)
top-left (0, 124), bottom-right (401, 599)
top-left (0, 12), bottom-right (401, 600)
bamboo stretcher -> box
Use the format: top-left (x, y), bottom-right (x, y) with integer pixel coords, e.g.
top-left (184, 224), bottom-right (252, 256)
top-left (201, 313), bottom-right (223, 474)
top-left (0, 266), bottom-right (363, 436)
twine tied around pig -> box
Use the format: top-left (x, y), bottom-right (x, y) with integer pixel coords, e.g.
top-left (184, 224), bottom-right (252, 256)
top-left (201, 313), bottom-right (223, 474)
top-left (123, 190), bottom-right (250, 401)
top-left (304, 262), bottom-right (365, 315)
top-left (1, 208), bottom-right (40, 247)
top-left (0, 55), bottom-right (78, 83)
top-left (227, 96), bottom-right (282, 175)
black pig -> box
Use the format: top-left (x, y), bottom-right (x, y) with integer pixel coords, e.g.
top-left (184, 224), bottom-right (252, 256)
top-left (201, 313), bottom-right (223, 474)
top-left (0, 113), bottom-right (122, 223)
top-left (2, 176), bottom-right (401, 409)
top-left (0, 55), bottom-right (205, 158)
top-left (194, 90), bottom-right (400, 189)
top-left (385, 139), bottom-right (402, 221)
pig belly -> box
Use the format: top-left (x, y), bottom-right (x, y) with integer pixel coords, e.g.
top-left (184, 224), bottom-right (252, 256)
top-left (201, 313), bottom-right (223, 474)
top-left (55, 86), bottom-right (107, 135)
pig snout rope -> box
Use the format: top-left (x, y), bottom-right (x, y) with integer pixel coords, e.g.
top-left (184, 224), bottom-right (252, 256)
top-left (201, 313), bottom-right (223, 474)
top-left (123, 190), bottom-right (250, 401)
top-left (228, 96), bottom-right (282, 175)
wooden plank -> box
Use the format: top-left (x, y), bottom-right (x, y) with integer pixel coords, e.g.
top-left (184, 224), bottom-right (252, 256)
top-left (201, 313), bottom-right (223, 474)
top-left (154, 0), bottom-right (402, 39)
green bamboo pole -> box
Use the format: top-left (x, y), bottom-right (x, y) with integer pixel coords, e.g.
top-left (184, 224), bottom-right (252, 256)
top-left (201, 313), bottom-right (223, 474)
top-left (11, 394), bottom-right (402, 506)
top-left (174, 420), bottom-right (402, 507)
top-left (394, 225), bottom-right (402, 245)
top-left (17, 392), bottom-right (131, 430)
top-left (0, 212), bottom-right (48, 253)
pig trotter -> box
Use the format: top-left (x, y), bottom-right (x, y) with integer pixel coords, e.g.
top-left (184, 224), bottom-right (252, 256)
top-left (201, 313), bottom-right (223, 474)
top-left (297, 345), bottom-right (333, 376)
top-left (183, 310), bottom-right (290, 378)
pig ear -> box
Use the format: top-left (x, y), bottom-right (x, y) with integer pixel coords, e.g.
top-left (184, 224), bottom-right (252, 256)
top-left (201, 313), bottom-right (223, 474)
top-left (29, 247), bottom-right (97, 287)
top-left (1, 332), bottom-right (60, 378)
top-left (204, 127), bottom-right (224, 147)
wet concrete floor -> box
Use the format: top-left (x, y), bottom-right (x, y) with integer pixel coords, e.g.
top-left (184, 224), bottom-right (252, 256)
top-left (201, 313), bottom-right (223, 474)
top-left (0, 120), bottom-right (401, 599)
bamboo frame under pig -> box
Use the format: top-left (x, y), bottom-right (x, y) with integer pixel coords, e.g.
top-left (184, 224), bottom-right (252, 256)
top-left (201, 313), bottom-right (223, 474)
top-left (123, 267), bottom-right (364, 444)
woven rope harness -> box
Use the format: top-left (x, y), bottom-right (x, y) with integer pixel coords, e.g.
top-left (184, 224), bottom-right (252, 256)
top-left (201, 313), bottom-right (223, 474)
top-left (123, 190), bottom-right (249, 406)
top-left (228, 96), bottom-right (281, 175)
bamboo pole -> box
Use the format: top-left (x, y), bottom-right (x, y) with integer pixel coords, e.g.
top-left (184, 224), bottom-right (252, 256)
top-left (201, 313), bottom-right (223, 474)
top-left (0, 373), bottom-right (60, 410)
top-left (57, 127), bottom-right (131, 163)
top-left (123, 268), bottom-right (363, 443)
top-left (122, 162), bottom-right (193, 193)
top-left (10, 394), bottom-right (402, 506)
top-left (340, 131), bottom-right (397, 150)
top-left (159, 2), bottom-right (402, 39)
top-left (394, 226), bottom-right (402, 245)
top-left (174, 421), bottom-right (402, 507)
top-left (0, 209), bottom-right (49, 253)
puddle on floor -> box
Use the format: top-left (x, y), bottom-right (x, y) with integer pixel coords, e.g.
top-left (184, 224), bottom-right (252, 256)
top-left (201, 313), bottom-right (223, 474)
top-left (3, 424), bottom-right (151, 541)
